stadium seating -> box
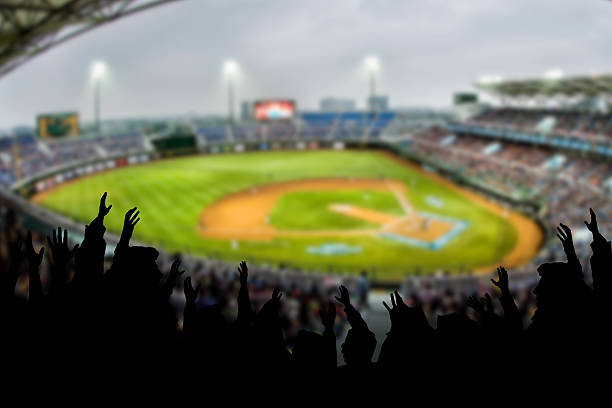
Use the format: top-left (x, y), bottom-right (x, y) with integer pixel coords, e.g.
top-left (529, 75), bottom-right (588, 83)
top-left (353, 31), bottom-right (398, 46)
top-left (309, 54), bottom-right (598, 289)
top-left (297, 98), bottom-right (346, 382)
top-left (0, 132), bottom-right (146, 186)
top-left (404, 125), bottom-right (612, 288)
top-left (4, 106), bottom-right (612, 370)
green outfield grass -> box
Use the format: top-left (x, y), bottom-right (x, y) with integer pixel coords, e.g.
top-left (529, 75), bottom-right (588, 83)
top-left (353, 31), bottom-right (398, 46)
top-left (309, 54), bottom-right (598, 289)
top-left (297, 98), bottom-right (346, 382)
top-left (269, 190), bottom-right (403, 230)
top-left (35, 150), bottom-right (518, 279)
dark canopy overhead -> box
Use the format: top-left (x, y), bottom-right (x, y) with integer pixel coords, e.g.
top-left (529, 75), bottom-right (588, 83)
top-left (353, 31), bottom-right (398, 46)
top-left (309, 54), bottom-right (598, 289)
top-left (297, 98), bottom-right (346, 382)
top-left (0, 0), bottom-right (179, 78)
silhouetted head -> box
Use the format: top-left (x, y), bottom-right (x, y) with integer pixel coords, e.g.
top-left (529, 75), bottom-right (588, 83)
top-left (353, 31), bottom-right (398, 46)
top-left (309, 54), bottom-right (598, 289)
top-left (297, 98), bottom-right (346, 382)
top-left (437, 312), bottom-right (480, 335)
top-left (292, 330), bottom-right (326, 370)
top-left (124, 246), bottom-right (162, 286)
top-left (341, 328), bottom-right (376, 366)
top-left (534, 262), bottom-right (587, 310)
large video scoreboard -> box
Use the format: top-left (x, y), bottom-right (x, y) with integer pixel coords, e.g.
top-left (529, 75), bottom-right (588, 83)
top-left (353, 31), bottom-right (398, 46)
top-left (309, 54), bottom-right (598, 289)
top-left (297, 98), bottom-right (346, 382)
top-left (254, 100), bottom-right (296, 121)
top-left (36, 112), bottom-right (79, 139)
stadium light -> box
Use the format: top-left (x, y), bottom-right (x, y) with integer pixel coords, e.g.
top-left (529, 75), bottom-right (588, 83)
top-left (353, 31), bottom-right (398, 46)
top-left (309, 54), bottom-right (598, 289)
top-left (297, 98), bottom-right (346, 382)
top-left (364, 56), bottom-right (380, 114)
top-left (223, 60), bottom-right (238, 77)
top-left (364, 56), bottom-right (380, 74)
top-left (91, 61), bottom-right (106, 136)
top-left (91, 61), bottom-right (106, 79)
top-left (543, 69), bottom-right (564, 81)
top-left (223, 59), bottom-right (239, 123)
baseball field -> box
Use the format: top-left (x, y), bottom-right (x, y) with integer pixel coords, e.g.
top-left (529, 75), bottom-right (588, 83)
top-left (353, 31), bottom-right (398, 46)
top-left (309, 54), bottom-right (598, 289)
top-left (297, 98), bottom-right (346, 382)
top-left (31, 149), bottom-right (542, 279)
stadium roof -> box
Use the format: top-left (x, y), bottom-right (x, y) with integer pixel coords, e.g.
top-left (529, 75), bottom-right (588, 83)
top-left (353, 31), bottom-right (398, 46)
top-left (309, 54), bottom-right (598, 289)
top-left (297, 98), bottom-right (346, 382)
top-left (475, 74), bottom-right (612, 97)
top-left (0, 0), bottom-right (179, 78)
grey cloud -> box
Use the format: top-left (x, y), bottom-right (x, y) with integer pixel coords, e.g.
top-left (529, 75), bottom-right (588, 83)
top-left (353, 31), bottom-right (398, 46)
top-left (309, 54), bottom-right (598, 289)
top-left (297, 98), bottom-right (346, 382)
top-left (1, 0), bottom-right (611, 128)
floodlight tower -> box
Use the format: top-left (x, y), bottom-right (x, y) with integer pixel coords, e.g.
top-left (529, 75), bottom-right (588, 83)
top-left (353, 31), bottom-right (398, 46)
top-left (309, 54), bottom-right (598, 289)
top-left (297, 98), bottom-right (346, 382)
top-left (91, 61), bottom-right (106, 136)
top-left (223, 60), bottom-right (239, 123)
top-left (364, 56), bottom-right (380, 113)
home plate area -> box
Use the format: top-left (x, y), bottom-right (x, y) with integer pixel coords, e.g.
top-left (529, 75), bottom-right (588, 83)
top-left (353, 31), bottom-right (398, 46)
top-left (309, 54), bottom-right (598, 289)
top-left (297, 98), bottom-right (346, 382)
top-left (329, 204), bottom-right (469, 250)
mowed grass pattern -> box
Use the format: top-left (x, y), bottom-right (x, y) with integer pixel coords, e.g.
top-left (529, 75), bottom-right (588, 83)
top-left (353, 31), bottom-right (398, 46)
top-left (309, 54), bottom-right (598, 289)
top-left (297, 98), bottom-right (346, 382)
top-left (37, 150), bottom-right (517, 279)
top-left (269, 190), bottom-right (403, 230)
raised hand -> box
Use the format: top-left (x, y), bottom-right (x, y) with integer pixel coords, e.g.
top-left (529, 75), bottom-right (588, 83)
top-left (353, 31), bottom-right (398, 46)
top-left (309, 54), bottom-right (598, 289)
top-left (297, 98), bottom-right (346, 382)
top-left (382, 290), bottom-right (408, 316)
top-left (271, 287), bottom-right (282, 302)
top-left (183, 276), bottom-right (201, 304)
top-left (466, 295), bottom-right (485, 313)
top-left (98, 192), bottom-right (112, 219)
top-left (334, 285), bottom-right (351, 307)
top-left (26, 232), bottom-right (44, 301)
top-left (382, 290), bottom-right (415, 332)
top-left (46, 227), bottom-right (78, 269)
top-left (319, 301), bottom-right (336, 330)
top-left (556, 223), bottom-right (574, 252)
top-left (467, 293), bottom-right (504, 329)
top-left (256, 287), bottom-right (283, 323)
top-left (585, 208), bottom-right (606, 243)
top-left (469, 293), bottom-right (494, 314)
top-left (236, 261), bottom-right (253, 324)
top-left (237, 260), bottom-right (248, 285)
top-left (585, 208), bottom-right (599, 234)
top-left (169, 257), bottom-right (185, 281)
top-left (162, 257), bottom-right (185, 298)
top-left (26, 231), bottom-right (45, 268)
top-left (121, 207), bottom-right (140, 243)
top-left (584, 208), bottom-right (611, 297)
top-left (491, 266), bottom-right (510, 294)
top-left (556, 222), bottom-right (581, 271)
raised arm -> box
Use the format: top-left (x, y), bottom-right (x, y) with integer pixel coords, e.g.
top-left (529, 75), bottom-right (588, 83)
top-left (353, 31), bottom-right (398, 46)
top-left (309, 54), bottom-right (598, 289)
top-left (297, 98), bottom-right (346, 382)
top-left (319, 301), bottom-right (337, 370)
top-left (585, 208), bottom-right (606, 246)
top-left (491, 266), bottom-right (522, 333)
top-left (557, 223), bottom-right (581, 274)
top-left (92, 192), bottom-right (112, 228)
top-left (46, 227), bottom-right (78, 293)
top-left (117, 207), bottom-right (140, 252)
top-left (75, 193), bottom-right (111, 282)
top-left (252, 287), bottom-right (287, 363)
top-left (236, 261), bottom-right (252, 325)
top-left (183, 276), bottom-right (201, 337)
top-left (26, 232), bottom-right (44, 303)
top-left (83, 192), bottom-right (111, 244)
top-left (335, 285), bottom-right (368, 332)
top-left (162, 257), bottom-right (185, 300)
top-left (382, 290), bottom-right (411, 334)
top-left (379, 290), bottom-right (433, 366)
top-left (585, 208), bottom-right (611, 296)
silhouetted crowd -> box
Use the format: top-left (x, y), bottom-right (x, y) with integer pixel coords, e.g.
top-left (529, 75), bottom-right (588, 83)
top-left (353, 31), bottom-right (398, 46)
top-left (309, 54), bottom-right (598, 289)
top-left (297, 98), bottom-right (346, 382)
top-left (2, 193), bottom-right (611, 383)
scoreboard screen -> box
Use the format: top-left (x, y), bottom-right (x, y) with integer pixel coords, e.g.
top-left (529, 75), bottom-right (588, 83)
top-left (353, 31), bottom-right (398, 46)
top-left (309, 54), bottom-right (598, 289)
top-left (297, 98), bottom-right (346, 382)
top-left (453, 93), bottom-right (478, 105)
top-left (254, 100), bottom-right (295, 120)
top-left (37, 112), bottom-right (79, 138)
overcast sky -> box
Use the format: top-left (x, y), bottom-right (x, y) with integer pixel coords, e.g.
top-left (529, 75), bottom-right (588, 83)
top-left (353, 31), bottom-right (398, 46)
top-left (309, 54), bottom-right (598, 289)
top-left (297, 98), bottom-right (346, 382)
top-left (1, 0), bottom-right (611, 129)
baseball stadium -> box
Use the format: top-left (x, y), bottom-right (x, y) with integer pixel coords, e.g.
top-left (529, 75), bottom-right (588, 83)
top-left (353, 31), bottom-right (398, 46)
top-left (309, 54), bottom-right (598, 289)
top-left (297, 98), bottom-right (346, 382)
top-left (1, 0), bottom-right (612, 370)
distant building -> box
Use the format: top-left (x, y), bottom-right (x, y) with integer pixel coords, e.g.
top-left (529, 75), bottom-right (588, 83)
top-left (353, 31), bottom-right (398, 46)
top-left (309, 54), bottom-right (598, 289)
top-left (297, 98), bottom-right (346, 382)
top-left (367, 95), bottom-right (389, 112)
top-left (240, 101), bottom-right (253, 121)
top-left (452, 92), bottom-right (485, 121)
top-left (320, 98), bottom-right (356, 112)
